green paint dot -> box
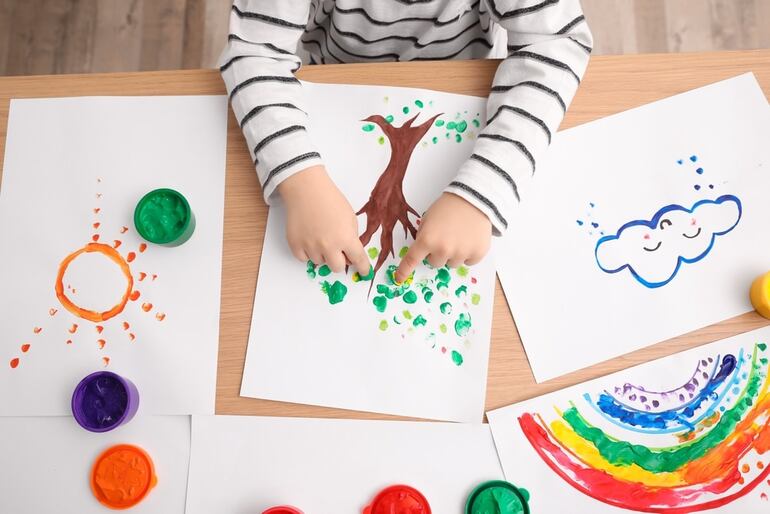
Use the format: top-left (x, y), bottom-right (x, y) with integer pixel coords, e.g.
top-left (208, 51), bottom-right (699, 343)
top-left (440, 302), bottom-right (452, 315)
top-left (413, 314), bottom-right (427, 327)
top-left (367, 247), bottom-right (379, 259)
top-left (393, 316), bottom-right (401, 325)
top-left (455, 134), bottom-right (462, 143)
top-left (439, 323), bottom-right (447, 334)
top-left (322, 280), bottom-right (347, 305)
top-left (318, 264), bottom-right (331, 277)
top-left (456, 120), bottom-right (468, 133)
top-left (472, 119), bottom-right (480, 128)
top-left (385, 115), bottom-right (394, 123)
top-left (471, 293), bottom-right (481, 305)
top-left (762, 357), bottom-right (769, 365)
top-left (455, 285), bottom-right (467, 297)
top-left (424, 290), bottom-right (434, 303)
top-left (445, 133), bottom-right (451, 139)
top-left (403, 290), bottom-right (418, 304)
top-left (415, 99), bottom-right (424, 108)
top-left (379, 320), bottom-right (389, 331)
top-left (399, 246), bottom-right (409, 258)
top-left (362, 124), bottom-right (375, 132)
top-left (403, 310), bottom-right (413, 320)
top-left (759, 343), bottom-right (768, 351)
top-left (435, 120), bottom-right (445, 127)
top-left (432, 136), bottom-right (438, 144)
top-left (378, 136), bottom-right (385, 145)
top-left (436, 268), bottom-right (451, 286)
top-left (451, 350), bottom-right (464, 366)
top-left (306, 260), bottom-right (317, 279)
top-left (457, 266), bottom-right (469, 277)
top-left (373, 295), bottom-right (387, 313)
top-left (446, 121), bottom-right (456, 130)
top-left (377, 284), bottom-right (396, 299)
top-left (455, 312), bottom-right (472, 336)
top-left (403, 106), bottom-right (410, 114)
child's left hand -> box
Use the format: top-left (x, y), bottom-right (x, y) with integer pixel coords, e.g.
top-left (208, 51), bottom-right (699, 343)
top-left (395, 193), bottom-right (491, 282)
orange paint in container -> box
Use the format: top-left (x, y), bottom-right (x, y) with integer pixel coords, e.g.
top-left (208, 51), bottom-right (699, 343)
top-left (91, 444), bottom-right (157, 509)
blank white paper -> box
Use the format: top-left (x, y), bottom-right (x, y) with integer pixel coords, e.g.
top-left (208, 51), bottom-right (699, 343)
top-left (0, 415), bottom-right (190, 514)
top-left (497, 73), bottom-right (770, 382)
top-left (0, 96), bottom-right (228, 415)
top-left (186, 415), bottom-right (503, 513)
top-left (242, 83), bottom-right (495, 422)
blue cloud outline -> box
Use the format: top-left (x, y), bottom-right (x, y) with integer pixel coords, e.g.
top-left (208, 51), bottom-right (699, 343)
top-left (594, 194), bottom-right (742, 288)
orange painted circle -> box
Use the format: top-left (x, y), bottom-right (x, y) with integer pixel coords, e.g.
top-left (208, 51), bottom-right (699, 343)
top-left (55, 243), bottom-right (134, 322)
top-left (90, 444), bottom-right (157, 510)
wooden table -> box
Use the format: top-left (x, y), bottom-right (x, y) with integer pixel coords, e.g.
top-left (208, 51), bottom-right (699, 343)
top-left (2, 50), bottom-right (769, 421)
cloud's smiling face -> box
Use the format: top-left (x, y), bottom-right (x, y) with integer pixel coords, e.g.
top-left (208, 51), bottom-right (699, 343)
top-left (595, 195), bottom-right (742, 288)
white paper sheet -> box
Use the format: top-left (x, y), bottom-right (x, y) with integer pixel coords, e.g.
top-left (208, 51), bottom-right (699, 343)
top-left (0, 96), bottom-right (228, 414)
top-left (186, 415), bottom-right (503, 513)
top-left (242, 83), bottom-right (495, 422)
top-left (0, 415), bottom-right (190, 513)
top-left (487, 325), bottom-right (770, 513)
top-left (497, 73), bottom-right (770, 382)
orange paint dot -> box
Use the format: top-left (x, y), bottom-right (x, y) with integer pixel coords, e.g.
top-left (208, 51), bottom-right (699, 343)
top-left (96, 325), bottom-right (104, 334)
top-left (152, 274), bottom-right (158, 281)
top-left (102, 356), bottom-right (110, 366)
top-left (98, 339), bottom-right (106, 349)
top-left (93, 208), bottom-right (101, 214)
top-left (138, 272), bottom-right (147, 281)
top-left (738, 476), bottom-right (745, 485)
top-left (741, 463), bottom-right (750, 473)
top-left (21, 344), bottom-right (30, 353)
top-left (49, 308), bottom-right (58, 316)
top-left (155, 313), bottom-right (166, 321)
top-left (93, 222), bottom-right (101, 229)
top-left (129, 290), bottom-right (140, 301)
top-left (126, 252), bottom-right (136, 263)
top-left (122, 322), bottom-right (130, 330)
top-left (139, 243), bottom-right (147, 253)
top-left (120, 226), bottom-right (128, 234)
top-left (113, 240), bottom-right (122, 249)
top-left (68, 324), bottom-right (79, 334)
top-left (90, 444), bottom-right (157, 509)
top-left (33, 327), bottom-right (42, 334)
top-left (66, 339), bottom-right (73, 345)
top-left (757, 461), bottom-right (765, 469)
top-left (56, 243), bottom-right (134, 323)
top-left (141, 303), bottom-right (153, 312)
top-left (92, 234), bottom-right (100, 242)
top-left (9, 358), bottom-right (19, 369)
top-left (128, 333), bottom-right (136, 341)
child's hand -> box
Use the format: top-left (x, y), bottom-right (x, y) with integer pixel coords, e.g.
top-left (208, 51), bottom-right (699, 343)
top-left (395, 193), bottom-right (491, 282)
top-left (278, 165), bottom-right (370, 274)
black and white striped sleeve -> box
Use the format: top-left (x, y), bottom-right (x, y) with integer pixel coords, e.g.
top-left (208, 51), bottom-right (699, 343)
top-left (446, 0), bottom-right (593, 234)
top-left (220, 0), bottom-right (322, 201)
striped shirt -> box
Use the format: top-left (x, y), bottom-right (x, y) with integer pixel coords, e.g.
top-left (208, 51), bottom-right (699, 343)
top-left (220, 0), bottom-right (592, 234)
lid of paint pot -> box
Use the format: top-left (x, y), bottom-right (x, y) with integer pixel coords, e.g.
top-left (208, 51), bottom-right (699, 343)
top-left (133, 188), bottom-right (193, 244)
top-left (363, 485), bottom-right (431, 514)
top-left (71, 371), bottom-right (139, 432)
top-left (263, 507), bottom-right (304, 514)
top-left (91, 444), bottom-right (157, 509)
top-left (465, 480), bottom-right (530, 514)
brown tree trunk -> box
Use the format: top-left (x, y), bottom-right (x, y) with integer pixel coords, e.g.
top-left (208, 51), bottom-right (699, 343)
top-left (357, 112), bottom-right (442, 288)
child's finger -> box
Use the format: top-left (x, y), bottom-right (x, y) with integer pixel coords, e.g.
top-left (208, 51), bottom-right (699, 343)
top-left (307, 248), bottom-right (325, 266)
top-left (289, 242), bottom-right (309, 262)
top-left (396, 240), bottom-right (430, 283)
top-left (324, 251), bottom-right (347, 273)
top-left (447, 256), bottom-right (466, 269)
top-left (344, 240), bottom-right (371, 275)
top-left (426, 251), bottom-right (449, 269)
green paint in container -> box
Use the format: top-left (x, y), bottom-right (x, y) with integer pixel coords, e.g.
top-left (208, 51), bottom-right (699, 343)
top-left (466, 480), bottom-right (530, 514)
top-left (133, 188), bottom-right (195, 246)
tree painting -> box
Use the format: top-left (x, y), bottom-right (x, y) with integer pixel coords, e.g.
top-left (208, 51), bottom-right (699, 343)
top-left (305, 97), bottom-right (484, 367)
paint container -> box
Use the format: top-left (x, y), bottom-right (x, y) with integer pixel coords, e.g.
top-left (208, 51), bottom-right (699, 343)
top-left (465, 480), bottom-right (530, 514)
top-left (133, 188), bottom-right (195, 246)
top-left (750, 271), bottom-right (770, 319)
top-left (91, 444), bottom-right (157, 509)
top-left (363, 485), bottom-right (431, 514)
top-left (71, 371), bottom-right (139, 432)
top-left (263, 507), bottom-right (304, 514)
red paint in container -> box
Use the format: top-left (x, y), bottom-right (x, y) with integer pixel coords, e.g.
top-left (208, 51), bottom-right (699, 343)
top-left (363, 485), bottom-right (431, 514)
top-left (263, 507), bottom-right (303, 514)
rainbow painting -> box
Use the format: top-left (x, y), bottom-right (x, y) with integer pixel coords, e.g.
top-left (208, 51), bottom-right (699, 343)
top-left (488, 328), bottom-right (770, 513)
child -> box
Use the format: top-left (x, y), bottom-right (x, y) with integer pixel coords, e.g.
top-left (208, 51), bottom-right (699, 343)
top-left (220, 0), bottom-right (592, 282)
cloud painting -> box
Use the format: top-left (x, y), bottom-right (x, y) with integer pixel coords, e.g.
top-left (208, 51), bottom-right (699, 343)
top-left (595, 195), bottom-right (742, 288)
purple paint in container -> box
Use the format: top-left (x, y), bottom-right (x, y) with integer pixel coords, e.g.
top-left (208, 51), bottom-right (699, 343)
top-left (71, 371), bottom-right (140, 432)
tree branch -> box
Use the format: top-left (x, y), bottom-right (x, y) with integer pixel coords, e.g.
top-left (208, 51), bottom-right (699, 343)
top-left (361, 115), bottom-right (396, 140)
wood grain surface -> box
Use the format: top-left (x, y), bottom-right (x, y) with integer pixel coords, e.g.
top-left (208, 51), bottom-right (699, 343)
top-left (1, 50), bottom-right (769, 421)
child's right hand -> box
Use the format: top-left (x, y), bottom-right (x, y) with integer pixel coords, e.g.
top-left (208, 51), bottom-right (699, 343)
top-left (278, 165), bottom-right (370, 274)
